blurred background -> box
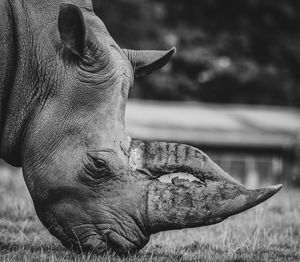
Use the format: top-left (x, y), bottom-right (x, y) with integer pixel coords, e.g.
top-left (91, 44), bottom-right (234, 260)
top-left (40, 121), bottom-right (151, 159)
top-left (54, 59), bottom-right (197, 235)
top-left (1, 0), bottom-right (300, 188)
top-left (95, 0), bottom-right (300, 187)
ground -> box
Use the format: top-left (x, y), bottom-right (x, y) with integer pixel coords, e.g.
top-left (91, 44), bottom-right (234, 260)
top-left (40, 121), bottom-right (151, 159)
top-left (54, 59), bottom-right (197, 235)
top-left (0, 168), bottom-right (299, 262)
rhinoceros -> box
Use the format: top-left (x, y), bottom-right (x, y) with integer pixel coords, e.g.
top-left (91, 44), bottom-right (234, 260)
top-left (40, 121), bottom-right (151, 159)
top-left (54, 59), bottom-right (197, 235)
top-left (0, 0), bottom-right (282, 255)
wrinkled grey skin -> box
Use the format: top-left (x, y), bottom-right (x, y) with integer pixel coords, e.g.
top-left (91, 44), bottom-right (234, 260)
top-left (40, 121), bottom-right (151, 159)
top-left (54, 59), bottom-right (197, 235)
top-left (0, 0), bottom-right (282, 255)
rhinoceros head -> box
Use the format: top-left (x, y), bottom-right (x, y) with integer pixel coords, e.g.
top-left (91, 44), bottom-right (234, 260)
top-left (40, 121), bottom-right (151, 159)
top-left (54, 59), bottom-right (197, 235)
top-left (21, 3), bottom-right (282, 255)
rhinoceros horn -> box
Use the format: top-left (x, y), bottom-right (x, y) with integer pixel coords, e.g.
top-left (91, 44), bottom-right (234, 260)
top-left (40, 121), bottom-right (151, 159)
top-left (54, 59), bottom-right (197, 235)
top-left (129, 139), bottom-right (282, 232)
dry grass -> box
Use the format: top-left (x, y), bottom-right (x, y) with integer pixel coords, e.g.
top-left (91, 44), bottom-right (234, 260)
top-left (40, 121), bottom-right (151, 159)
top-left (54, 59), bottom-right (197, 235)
top-left (0, 169), bottom-right (299, 262)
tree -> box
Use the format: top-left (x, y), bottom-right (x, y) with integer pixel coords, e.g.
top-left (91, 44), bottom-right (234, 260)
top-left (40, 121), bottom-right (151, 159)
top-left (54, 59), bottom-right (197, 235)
top-left (93, 0), bottom-right (300, 107)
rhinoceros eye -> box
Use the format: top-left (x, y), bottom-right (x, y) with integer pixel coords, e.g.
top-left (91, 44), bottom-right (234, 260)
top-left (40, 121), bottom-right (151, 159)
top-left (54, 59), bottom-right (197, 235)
top-left (84, 154), bottom-right (111, 180)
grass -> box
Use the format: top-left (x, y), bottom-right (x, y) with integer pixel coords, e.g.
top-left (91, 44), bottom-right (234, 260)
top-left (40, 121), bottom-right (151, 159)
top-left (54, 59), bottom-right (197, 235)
top-left (0, 168), bottom-right (299, 261)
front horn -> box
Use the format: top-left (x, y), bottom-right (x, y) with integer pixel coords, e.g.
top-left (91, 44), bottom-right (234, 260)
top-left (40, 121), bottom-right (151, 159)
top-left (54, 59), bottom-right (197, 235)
top-left (129, 139), bottom-right (282, 233)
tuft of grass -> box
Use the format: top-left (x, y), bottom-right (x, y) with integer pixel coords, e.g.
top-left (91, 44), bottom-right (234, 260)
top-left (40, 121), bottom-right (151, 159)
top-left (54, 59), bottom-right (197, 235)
top-left (0, 171), bottom-right (299, 262)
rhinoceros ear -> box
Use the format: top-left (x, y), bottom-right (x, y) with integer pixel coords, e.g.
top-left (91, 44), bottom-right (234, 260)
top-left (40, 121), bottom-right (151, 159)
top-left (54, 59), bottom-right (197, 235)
top-left (58, 4), bottom-right (86, 57)
top-left (123, 47), bottom-right (176, 77)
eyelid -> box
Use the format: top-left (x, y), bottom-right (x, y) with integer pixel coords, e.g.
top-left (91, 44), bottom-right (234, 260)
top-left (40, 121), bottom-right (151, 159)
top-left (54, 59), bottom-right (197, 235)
top-left (83, 153), bottom-right (112, 180)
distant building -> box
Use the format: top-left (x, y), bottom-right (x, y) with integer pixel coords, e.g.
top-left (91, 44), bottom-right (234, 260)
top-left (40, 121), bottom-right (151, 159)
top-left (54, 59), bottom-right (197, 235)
top-left (1, 100), bottom-right (299, 187)
top-left (126, 100), bottom-right (300, 186)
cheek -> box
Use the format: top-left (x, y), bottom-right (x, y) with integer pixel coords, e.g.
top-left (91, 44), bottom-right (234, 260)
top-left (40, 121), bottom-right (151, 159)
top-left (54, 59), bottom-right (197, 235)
top-left (37, 187), bottom-right (95, 226)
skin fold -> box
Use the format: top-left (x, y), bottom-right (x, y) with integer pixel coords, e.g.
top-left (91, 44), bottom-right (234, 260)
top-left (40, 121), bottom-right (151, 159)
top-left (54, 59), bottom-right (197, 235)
top-left (0, 0), bottom-right (282, 255)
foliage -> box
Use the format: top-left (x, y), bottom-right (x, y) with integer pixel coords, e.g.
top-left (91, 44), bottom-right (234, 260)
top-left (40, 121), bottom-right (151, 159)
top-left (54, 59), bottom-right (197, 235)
top-left (93, 0), bottom-right (300, 107)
